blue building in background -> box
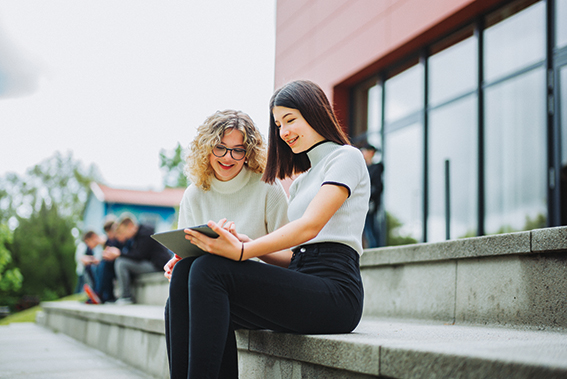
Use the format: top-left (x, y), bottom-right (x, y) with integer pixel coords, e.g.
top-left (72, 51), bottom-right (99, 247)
top-left (82, 182), bottom-right (185, 235)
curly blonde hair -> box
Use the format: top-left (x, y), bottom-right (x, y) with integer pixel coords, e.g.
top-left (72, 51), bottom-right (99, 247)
top-left (185, 110), bottom-right (267, 191)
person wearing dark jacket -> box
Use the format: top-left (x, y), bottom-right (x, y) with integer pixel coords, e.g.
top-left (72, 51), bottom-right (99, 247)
top-left (360, 144), bottom-right (384, 248)
top-left (103, 213), bottom-right (171, 304)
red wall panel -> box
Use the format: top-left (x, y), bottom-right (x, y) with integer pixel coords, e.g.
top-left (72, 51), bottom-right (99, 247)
top-left (274, 0), bottom-right (506, 125)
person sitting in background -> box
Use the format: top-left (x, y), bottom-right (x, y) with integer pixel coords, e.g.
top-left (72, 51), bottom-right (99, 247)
top-left (80, 230), bottom-right (105, 304)
top-left (103, 214), bottom-right (171, 304)
top-left (74, 240), bottom-right (88, 294)
top-left (74, 233), bottom-right (96, 294)
top-left (93, 217), bottom-right (122, 303)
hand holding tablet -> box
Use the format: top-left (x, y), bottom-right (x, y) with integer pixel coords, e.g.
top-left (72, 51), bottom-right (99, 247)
top-left (151, 225), bottom-right (219, 258)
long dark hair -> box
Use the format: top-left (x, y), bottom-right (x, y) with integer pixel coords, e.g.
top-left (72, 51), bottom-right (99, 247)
top-left (262, 80), bottom-right (350, 183)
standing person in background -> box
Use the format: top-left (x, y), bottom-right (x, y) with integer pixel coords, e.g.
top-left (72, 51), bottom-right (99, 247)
top-left (103, 214), bottom-right (171, 304)
top-left (177, 80), bottom-right (370, 378)
top-left (360, 144), bottom-right (384, 248)
top-left (164, 109), bottom-right (289, 377)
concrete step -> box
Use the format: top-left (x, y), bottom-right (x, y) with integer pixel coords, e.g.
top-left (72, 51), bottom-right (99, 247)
top-left (132, 272), bottom-right (169, 306)
top-left (38, 301), bottom-right (567, 379)
top-left (361, 226), bottom-right (567, 328)
top-left (0, 322), bottom-right (155, 379)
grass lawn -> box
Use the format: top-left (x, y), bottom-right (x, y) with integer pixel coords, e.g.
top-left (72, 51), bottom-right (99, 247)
top-left (0, 293), bottom-right (87, 326)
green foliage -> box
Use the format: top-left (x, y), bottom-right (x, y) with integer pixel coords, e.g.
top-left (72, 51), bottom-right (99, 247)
top-left (0, 224), bottom-right (22, 293)
top-left (0, 151), bottom-right (101, 226)
top-left (10, 202), bottom-right (76, 301)
top-left (159, 143), bottom-right (189, 188)
top-left (524, 213), bottom-right (546, 230)
top-left (492, 213), bottom-right (547, 235)
top-left (386, 212), bottom-right (418, 246)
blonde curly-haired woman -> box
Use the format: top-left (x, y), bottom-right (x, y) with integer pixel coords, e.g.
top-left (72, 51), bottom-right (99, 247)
top-left (163, 110), bottom-right (289, 377)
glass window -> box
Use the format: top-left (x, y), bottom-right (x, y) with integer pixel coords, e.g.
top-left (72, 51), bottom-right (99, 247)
top-left (383, 123), bottom-right (423, 244)
top-left (427, 95), bottom-right (478, 242)
top-left (367, 83), bottom-right (382, 150)
top-left (385, 63), bottom-right (424, 123)
top-left (484, 0), bottom-right (545, 82)
top-left (557, 0), bottom-right (567, 48)
top-left (351, 78), bottom-right (380, 144)
top-left (484, 68), bottom-right (547, 234)
top-left (429, 32), bottom-right (477, 107)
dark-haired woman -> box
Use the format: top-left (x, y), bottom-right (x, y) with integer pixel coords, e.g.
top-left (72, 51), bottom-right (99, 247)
top-left (179, 80), bottom-right (370, 379)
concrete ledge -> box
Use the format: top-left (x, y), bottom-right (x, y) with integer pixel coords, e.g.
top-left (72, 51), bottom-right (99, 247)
top-left (360, 226), bottom-right (567, 328)
top-left (361, 226), bottom-right (567, 268)
top-left (41, 301), bottom-right (165, 334)
top-left (532, 226), bottom-right (567, 253)
top-left (241, 318), bottom-right (567, 379)
top-left (132, 272), bottom-right (169, 306)
top-left (38, 302), bottom-right (567, 379)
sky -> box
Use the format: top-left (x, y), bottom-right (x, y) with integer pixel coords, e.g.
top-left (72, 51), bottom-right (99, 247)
top-left (0, 0), bottom-right (276, 190)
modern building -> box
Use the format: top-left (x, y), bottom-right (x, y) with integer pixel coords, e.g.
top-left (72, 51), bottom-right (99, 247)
top-left (82, 182), bottom-right (185, 235)
top-left (275, 0), bottom-right (567, 245)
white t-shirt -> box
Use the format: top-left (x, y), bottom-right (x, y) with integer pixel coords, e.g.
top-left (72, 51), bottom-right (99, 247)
top-left (287, 141), bottom-right (370, 255)
top-left (178, 168), bottom-right (289, 240)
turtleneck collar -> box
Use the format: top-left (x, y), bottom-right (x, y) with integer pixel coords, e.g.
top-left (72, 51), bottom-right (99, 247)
top-left (210, 166), bottom-right (252, 194)
top-left (306, 141), bottom-right (340, 167)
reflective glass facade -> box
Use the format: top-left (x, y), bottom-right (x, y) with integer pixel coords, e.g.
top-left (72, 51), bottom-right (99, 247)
top-left (350, 0), bottom-right (566, 245)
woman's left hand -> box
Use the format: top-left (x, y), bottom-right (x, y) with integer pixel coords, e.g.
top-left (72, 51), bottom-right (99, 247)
top-left (184, 219), bottom-right (243, 261)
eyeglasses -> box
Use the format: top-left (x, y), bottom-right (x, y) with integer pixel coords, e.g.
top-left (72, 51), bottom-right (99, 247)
top-left (212, 145), bottom-right (247, 161)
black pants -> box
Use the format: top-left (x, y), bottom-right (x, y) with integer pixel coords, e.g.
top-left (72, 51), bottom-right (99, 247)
top-left (164, 242), bottom-right (364, 379)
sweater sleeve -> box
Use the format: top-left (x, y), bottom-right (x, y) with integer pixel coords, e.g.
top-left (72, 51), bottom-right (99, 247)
top-left (265, 180), bottom-right (289, 233)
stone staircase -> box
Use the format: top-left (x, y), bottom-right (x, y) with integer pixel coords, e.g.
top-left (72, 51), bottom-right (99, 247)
top-left (37, 226), bottom-right (567, 378)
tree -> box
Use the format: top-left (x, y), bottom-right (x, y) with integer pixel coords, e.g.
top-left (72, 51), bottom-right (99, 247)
top-left (0, 151), bottom-right (101, 227)
top-left (0, 224), bottom-right (22, 293)
top-left (159, 143), bottom-right (189, 188)
top-left (10, 201), bottom-right (76, 301)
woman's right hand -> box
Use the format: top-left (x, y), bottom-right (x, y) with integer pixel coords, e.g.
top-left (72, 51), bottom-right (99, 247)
top-left (163, 254), bottom-right (182, 282)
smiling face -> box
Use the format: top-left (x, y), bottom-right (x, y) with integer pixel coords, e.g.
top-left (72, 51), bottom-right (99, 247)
top-left (272, 106), bottom-right (325, 154)
top-left (209, 128), bottom-right (246, 182)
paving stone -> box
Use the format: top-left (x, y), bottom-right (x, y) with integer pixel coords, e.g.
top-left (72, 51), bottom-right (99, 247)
top-left (0, 323), bottom-right (155, 379)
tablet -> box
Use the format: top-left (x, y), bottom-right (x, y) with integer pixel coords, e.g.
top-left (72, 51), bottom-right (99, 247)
top-left (150, 225), bottom-right (219, 258)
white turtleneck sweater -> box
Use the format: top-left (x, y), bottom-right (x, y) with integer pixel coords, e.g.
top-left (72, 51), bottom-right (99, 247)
top-left (178, 168), bottom-right (289, 240)
top-left (288, 141), bottom-right (370, 255)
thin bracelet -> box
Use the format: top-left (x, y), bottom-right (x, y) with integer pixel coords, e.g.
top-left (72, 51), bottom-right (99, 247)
top-left (239, 242), bottom-right (244, 261)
